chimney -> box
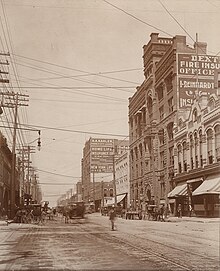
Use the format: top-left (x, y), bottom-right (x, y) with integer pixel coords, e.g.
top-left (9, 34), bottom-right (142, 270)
top-left (194, 42), bottom-right (207, 54)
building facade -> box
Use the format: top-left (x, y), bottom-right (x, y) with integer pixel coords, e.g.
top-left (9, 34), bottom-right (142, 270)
top-left (81, 137), bottom-right (128, 210)
top-left (0, 133), bottom-right (12, 216)
top-left (115, 150), bottom-right (130, 209)
top-left (172, 90), bottom-right (220, 217)
top-left (129, 33), bottom-right (219, 215)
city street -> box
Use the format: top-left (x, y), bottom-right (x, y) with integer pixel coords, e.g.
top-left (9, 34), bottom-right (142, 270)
top-left (0, 214), bottom-right (219, 271)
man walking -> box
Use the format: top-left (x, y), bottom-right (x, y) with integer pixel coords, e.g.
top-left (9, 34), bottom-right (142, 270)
top-left (109, 207), bottom-right (116, 231)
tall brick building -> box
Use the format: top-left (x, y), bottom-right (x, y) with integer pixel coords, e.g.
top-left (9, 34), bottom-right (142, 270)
top-left (81, 137), bottom-right (128, 210)
top-left (129, 33), bottom-right (220, 216)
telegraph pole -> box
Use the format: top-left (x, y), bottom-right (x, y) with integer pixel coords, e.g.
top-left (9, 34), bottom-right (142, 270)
top-left (113, 145), bottom-right (117, 206)
top-left (93, 172), bottom-right (95, 210)
top-left (10, 93), bottom-right (29, 218)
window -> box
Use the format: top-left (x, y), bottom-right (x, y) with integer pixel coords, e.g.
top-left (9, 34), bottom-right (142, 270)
top-left (157, 83), bottom-right (164, 101)
top-left (130, 117), bottom-right (133, 129)
top-left (183, 142), bottom-right (187, 172)
top-left (109, 189), bottom-right (114, 197)
top-left (193, 109), bottom-right (197, 122)
top-left (165, 74), bottom-right (173, 92)
top-left (177, 144), bottom-right (182, 173)
top-left (189, 135), bottom-right (194, 169)
top-left (194, 133), bottom-right (199, 168)
top-left (215, 125), bottom-right (220, 162)
top-left (158, 129), bottom-right (164, 145)
top-left (160, 181), bottom-right (165, 198)
top-left (209, 99), bottom-right (215, 110)
top-left (168, 97), bottom-right (174, 113)
top-left (160, 151), bottom-right (165, 168)
top-left (169, 146), bottom-right (174, 166)
top-left (159, 105), bottom-right (164, 120)
top-left (167, 122), bottom-right (174, 140)
top-left (147, 96), bottom-right (153, 117)
top-left (104, 189), bottom-right (107, 197)
top-left (199, 130), bottom-right (203, 167)
top-left (207, 129), bottom-right (213, 164)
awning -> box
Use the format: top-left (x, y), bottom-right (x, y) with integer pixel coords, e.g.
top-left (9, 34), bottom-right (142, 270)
top-left (104, 194), bottom-right (127, 205)
top-left (186, 178), bottom-right (203, 184)
top-left (167, 184), bottom-right (187, 198)
top-left (117, 194), bottom-right (127, 203)
top-left (192, 176), bottom-right (220, 196)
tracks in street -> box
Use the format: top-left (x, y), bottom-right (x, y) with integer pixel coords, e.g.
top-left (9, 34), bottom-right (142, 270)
top-left (75, 218), bottom-right (219, 271)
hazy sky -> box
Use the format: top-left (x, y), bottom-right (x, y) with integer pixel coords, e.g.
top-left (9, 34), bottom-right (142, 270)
top-left (0, 0), bottom-right (219, 206)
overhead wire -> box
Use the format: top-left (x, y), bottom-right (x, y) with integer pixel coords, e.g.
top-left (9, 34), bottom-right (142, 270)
top-left (13, 59), bottom-right (135, 94)
top-left (0, 0), bottom-right (29, 148)
top-left (12, 53), bottom-right (142, 84)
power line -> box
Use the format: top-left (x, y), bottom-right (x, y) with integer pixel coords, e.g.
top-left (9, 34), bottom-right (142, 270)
top-left (11, 86), bottom-right (135, 89)
top-left (29, 97), bottom-right (125, 105)
top-left (20, 123), bottom-right (128, 137)
top-left (13, 52), bottom-right (141, 78)
top-left (102, 0), bottom-right (172, 37)
top-left (37, 168), bottom-right (80, 178)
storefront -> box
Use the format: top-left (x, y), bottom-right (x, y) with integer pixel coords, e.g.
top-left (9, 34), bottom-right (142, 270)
top-left (167, 183), bottom-right (188, 216)
top-left (192, 176), bottom-right (220, 217)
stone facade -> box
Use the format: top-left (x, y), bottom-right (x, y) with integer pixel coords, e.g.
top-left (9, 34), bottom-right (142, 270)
top-left (128, 33), bottom-right (218, 213)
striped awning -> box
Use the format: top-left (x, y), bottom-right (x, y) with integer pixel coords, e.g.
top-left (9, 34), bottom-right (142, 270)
top-left (192, 176), bottom-right (220, 196)
top-left (167, 184), bottom-right (187, 198)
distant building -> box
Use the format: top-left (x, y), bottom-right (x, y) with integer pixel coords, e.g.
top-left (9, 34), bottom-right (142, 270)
top-left (81, 137), bottom-right (128, 211)
top-left (129, 33), bottom-right (220, 216)
top-left (115, 150), bottom-right (130, 209)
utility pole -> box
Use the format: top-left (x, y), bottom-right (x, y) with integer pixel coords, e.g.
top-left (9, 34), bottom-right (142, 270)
top-left (113, 145), bottom-right (117, 207)
top-left (0, 52), bottom-right (9, 84)
top-left (6, 93), bottom-right (29, 218)
top-left (93, 172), bottom-right (95, 210)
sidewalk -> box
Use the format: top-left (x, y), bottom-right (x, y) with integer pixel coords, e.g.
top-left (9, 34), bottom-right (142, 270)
top-left (166, 216), bottom-right (220, 223)
top-left (88, 212), bottom-right (220, 224)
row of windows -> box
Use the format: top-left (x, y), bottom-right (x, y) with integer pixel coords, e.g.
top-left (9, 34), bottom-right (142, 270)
top-left (177, 125), bottom-right (220, 173)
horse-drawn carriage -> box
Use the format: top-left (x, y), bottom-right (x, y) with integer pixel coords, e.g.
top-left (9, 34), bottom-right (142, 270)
top-left (65, 202), bottom-right (85, 219)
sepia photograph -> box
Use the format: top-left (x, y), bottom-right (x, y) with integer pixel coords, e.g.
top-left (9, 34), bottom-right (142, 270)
top-left (0, 0), bottom-right (219, 270)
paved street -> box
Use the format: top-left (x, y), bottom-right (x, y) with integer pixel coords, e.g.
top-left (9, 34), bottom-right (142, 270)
top-left (0, 214), bottom-right (219, 271)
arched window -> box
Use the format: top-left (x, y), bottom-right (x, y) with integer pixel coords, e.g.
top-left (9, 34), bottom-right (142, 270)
top-left (194, 132), bottom-right (199, 168)
top-left (189, 134), bottom-right (194, 169)
top-left (147, 96), bottom-right (153, 117)
top-left (130, 149), bottom-right (134, 161)
top-left (104, 189), bottom-right (107, 197)
top-left (158, 129), bottom-right (164, 145)
top-left (179, 118), bottom-right (183, 129)
top-left (207, 129), bottom-right (213, 164)
top-left (209, 99), bottom-right (215, 110)
top-left (182, 141), bottom-right (187, 172)
top-left (214, 125), bottom-right (220, 162)
top-left (177, 144), bottom-right (182, 173)
top-left (109, 189), bottom-right (114, 197)
top-left (193, 109), bottom-right (197, 122)
top-left (199, 130), bottom-right (203, 167)
top-left (167, 122), bottom-right (174, 140)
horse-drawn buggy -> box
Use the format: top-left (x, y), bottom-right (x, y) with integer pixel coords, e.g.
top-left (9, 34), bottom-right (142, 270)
top-left (65, 201), bottom-right (85, 219)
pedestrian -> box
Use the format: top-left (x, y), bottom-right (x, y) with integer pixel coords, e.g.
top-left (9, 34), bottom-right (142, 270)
top-left (177, 204), bottom-right (182, 218)
top-left (189, 204), bottom-right (192, 217)
top-left (160, 204), bottom-right (165, 222)
top-left (109, 207), bottom-right (116, 231)
top-left (63, 208), bottom-right (69, 224)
